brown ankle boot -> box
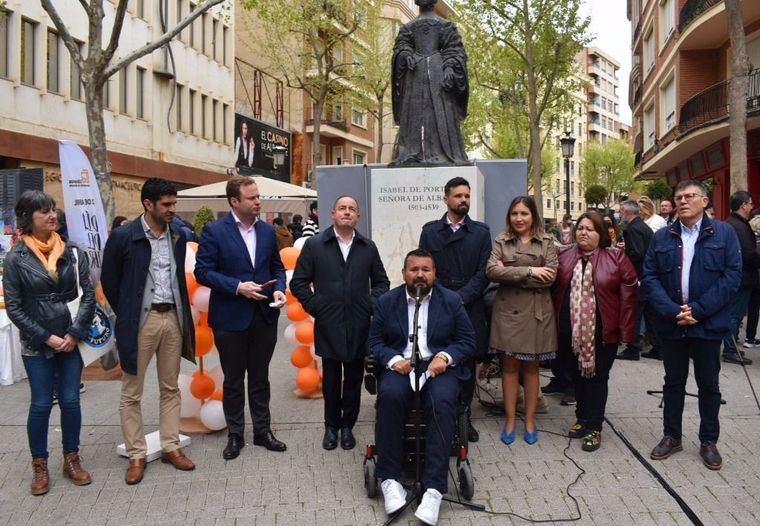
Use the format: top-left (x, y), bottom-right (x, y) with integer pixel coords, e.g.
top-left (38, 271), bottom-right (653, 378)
top-left (62, 452), bottom-right (92, 486)
top-left (31, 457), bottom-right (49, 495)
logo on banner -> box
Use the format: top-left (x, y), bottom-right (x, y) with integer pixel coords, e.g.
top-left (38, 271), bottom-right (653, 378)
top-left (68, 168), bottom-right (92, 188)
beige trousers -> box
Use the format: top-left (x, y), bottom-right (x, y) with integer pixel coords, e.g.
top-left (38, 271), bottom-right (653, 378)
top-left (119, 310), bottom-right (182, 459)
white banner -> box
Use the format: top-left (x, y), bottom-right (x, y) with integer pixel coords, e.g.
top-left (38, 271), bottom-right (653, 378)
top-left (58, 140), bottom-right (108, 283)
top-left (59, 140), bottom-right (116, 367)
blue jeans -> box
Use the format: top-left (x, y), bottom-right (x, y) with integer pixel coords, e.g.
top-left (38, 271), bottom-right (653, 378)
top-left (22, 351), bottom-right (83, 458)
top-left (722, 288), bottom-right (752, 355)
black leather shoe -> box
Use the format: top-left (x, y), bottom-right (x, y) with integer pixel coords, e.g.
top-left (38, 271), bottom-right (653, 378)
top-left (699, 442), bottom-right (723, 470)
top-left (223, 434), bottom-right (244, 460)
top-left (616, 349), bottom-right (640, 361)
top-left (467, 420), bottom-right (479, 443)
top-left (340, 427), bottom-right (356, 450)
top-left (650, 436), bottom-right (682, 460)
top-left (323, 427), bottom-right (338, 450)
top-left (723, 353), bottom-right (752, 365)
top-left (253, 430), bottom-right (287, 452)
top-left (641, 350), bottom-right (662, 360)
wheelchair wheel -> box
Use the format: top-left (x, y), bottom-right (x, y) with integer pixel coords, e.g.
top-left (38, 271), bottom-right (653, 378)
top-left (364, 461), bottom-right (378, 498)
top-left (458, 462), bottom-right (474, 501)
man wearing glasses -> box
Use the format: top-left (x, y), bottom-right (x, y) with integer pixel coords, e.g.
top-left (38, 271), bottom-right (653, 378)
top-left (724, 191), bottom-right (760, 364)
top-left (642, 180), bottom-right (742, 471)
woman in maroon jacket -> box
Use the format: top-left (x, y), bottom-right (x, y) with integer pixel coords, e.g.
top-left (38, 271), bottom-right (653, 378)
top-left (553, 211), bottom-right (638, 451)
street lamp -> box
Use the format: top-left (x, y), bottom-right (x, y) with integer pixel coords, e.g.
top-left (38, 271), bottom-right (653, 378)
top-left (560, 131), bottom-right (576, 218)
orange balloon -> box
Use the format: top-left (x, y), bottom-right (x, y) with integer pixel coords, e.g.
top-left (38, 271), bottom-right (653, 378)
top-left (195, 325), bottom-right (214, 356)
top-left (190, 373), bottom-right (215, 400)
top-left (280, 247), bottom-right (300, 270)
top-left (295, 367), bottom-right (321, 394)
top-left (290, 345), bottom-right (313, 368)
top-left (285, 289), bottom-right (297, 304)
top-left (187, 241), bottom-right (199, 253)
top-left (295, 320), bottom-right (314, 345)
top-left (286, 301), bottom-right (309, 323)
top-left (186, 271), bottom-right (199, 299)
top-left (210, 389), bottom-right (223, 401)
top-left (198, 311), bottom-right (209, 327)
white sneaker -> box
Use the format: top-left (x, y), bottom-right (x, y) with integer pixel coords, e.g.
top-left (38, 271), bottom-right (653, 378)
top-left (380, 479), bottom-right (407, 515)
top-left (414, 488), bottom-right (442, 525)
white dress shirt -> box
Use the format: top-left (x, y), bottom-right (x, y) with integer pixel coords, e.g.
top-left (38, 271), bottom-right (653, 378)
top-left (336, 230), bottom-right (355, 261)
top-left (446, 214), bottom-right (465, 233)
top-left (387, 289), bottom-right (453, 369)
top-left (232, 211), bottom-right (257, 295)
top-left (680, 218), bottom-right (702, 303)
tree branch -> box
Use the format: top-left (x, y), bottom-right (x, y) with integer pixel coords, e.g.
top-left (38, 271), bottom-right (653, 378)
top-left (77, 0), bottom-right (91, 17)
top-left (40, 0), bottom-right (84, 67)
top-left (104, 0), bottom-right (224, 78)
top-left (102, 0), bottom-right (130, 66)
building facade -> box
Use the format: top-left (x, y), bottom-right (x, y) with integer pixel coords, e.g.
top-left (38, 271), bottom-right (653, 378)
top-left (628, 0), bottom-right (760, 218)
top-left (0, 0), bottom-right (233, 218)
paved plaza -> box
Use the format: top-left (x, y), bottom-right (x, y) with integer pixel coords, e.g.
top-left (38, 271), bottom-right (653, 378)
top-left (1, 317), bottom-right (760, 525)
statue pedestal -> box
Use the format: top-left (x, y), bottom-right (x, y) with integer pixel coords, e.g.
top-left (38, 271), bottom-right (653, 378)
top-left (315, 159), bottom-right (527, 285)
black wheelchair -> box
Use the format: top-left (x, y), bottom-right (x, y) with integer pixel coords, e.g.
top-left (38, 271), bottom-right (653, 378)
top-left (361, 355), bottom-right (475, 501)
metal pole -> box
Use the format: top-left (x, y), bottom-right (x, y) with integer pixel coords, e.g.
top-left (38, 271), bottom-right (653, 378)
top-left (564, 156), bottom-right (571, 217)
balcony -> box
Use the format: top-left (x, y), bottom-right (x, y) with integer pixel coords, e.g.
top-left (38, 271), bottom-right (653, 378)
top-left (678, 0), bottom-right (722, 34)
top-left (678, 69), bottom-right (760, 137)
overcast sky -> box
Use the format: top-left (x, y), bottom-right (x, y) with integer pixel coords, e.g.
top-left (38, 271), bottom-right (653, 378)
top-left (581, 0), bottom-right (633, 124)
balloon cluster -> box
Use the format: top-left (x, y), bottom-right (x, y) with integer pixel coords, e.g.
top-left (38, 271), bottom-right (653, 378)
top-left (179, 241), bottom-right (226, 431)
top-left (281, 239), bottom-right (322, 397)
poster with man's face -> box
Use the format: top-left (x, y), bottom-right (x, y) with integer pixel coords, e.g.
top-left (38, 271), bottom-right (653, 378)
top-left (233, 114), bottom-right (291, 182)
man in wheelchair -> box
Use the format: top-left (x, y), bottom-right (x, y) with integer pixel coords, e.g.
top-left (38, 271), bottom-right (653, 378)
top-left (368, 249), bottom-right (475, 525)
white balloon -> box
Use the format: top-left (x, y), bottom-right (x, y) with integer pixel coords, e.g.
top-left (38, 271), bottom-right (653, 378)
top-left (199, 400), bottom-right (227, 431)
top-left (193, 287), bottom-right (211, 312)
top-left (284, 323), bottom-right (299, 346)
top-left (294, 237), bottom-right (307, 250)
top-left (191, 305), bottom-right (200, 325)
top-left (285, 270), bottom-right (294, 290)
top-left (178, 374), bottom-right (201, 418)
top-left (184, 248), bottom-right (197, 273)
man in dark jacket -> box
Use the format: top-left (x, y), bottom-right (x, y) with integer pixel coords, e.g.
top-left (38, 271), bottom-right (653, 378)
top-left (643, 180), bottom-right (742, 471)
top-left (102, 178), bottom-right (196, 485)
top-left (723, 191), bottom-right (760, 364)
top-left (419, 176), bottom-right (491, 441)
top-left (290, 196), bottom-right (389, 451)
top-left (617, 199), bottom-right (656, 360)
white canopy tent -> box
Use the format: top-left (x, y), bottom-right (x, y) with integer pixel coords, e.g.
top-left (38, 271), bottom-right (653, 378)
top-left (176, 176), bottom-right (317, 219)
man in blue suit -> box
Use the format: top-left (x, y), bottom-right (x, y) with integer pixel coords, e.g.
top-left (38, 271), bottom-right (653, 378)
top-left (369, 249), bottom-right (475, 525)
top-left (195, 176), bottom-right (287, 460)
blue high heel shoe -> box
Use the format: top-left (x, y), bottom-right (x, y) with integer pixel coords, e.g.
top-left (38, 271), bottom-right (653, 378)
top-left (500, 426), bottom-right (515, 445)
top-left (524, 427), bottom-right (539, 445)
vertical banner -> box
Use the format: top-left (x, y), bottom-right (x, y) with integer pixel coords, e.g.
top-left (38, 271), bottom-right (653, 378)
top-left (58, 140), bottom-right (119, 373)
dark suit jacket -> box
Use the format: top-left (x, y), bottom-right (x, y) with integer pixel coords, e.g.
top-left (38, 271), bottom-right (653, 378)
top-left (419, 214), bottom-right (491, 359)
top-left (622, 216), bottom-right (653, 300)
top-left (368, 284), bottom-right (476, 381)
top-left (290, 226), bottom-right (389, 362)
top-left (726, 212), bottom-right (760, 289)
top-left (194, 213), bottom-right (286, 331)
top-left (101, 218), bottom-right (195, 375)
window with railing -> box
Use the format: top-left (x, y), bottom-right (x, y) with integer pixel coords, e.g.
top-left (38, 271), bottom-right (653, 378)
top-left (661, 75), bottom-right (676, 132)
top-left (644, 103), bottom-right (655, 149)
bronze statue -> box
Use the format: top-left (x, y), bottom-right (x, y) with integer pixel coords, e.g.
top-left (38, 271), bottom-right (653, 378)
top-left (390, 0), bottom-right (470, 167)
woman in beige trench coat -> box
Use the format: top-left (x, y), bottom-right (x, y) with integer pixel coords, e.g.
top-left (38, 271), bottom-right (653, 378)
top-left (487, 196), bottom-right (558, 445)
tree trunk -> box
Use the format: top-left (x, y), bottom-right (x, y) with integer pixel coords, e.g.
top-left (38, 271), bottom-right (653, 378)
top-left (311, 98), bottom-right (323, 187)
top-left (726, 0), bottom-right (750, 193)
top-left (375, 92), bottom-right (385, 163)
top-left (527, 81), bottom-right (543, 214)
top-left (83, 78), bottom-right (115, 223)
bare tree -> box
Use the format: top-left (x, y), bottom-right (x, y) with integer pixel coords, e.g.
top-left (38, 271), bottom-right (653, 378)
top-left (40, 0), bottom-right (225, 221)
top-left (726, 0), bottom-right (750, 193)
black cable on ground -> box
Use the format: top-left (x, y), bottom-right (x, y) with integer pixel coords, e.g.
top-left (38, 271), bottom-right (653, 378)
top-left (603, 416), bottom-right (704, 526)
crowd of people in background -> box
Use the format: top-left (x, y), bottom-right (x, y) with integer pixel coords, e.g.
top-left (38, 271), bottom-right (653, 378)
top-left (4, 174), bottom-right (760, 526)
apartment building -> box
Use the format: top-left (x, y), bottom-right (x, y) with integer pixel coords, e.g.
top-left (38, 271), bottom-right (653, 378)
top-left (235, 0), bottom-right (456, 186)
top-left (0, 0), bottom-right (233, 217)
top-left (628, 0), bottom-right (760, 218)
top-left (544, 46), bottom-right (630, 222)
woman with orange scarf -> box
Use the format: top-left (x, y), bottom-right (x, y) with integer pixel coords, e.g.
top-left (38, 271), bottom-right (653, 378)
top-left (2, 190), bottom-right (96, 495)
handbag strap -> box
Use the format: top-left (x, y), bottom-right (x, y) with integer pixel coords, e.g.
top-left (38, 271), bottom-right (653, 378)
top-left (71, 246), bottom-right (80, 295)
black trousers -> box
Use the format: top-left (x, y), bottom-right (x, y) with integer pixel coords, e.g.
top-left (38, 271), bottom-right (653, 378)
top-left (661, 338), bottom-right (721, 444)
top-left (746, 288), bottom-right (760, 340)
top-left (214, 309), bottom-right (278, 437)
top-left (627, 299), bottom-right (662, 354)
top-left (322, 356), bottom-right (364, 429)
top-left (568, 338), bottom-right (618, 432)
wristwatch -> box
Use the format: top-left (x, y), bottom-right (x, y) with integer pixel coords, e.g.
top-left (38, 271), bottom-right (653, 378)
top-left (527, 267), bottom-right (533, 278)
top-left (435, 353), bottom-right (449, 364)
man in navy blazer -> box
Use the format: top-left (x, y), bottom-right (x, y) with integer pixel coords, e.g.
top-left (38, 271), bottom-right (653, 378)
top-left (369, 249), bottom-right (475, 525)
top-left (195, 176), bottom-right (287, 460)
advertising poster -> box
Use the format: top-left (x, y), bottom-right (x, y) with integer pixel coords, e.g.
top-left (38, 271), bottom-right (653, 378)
top-left (233, 114), bottom-right (291, 182)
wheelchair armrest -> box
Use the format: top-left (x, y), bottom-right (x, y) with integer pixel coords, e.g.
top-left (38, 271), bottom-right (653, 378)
top-left (364, 355), bottom-right (378, 395)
